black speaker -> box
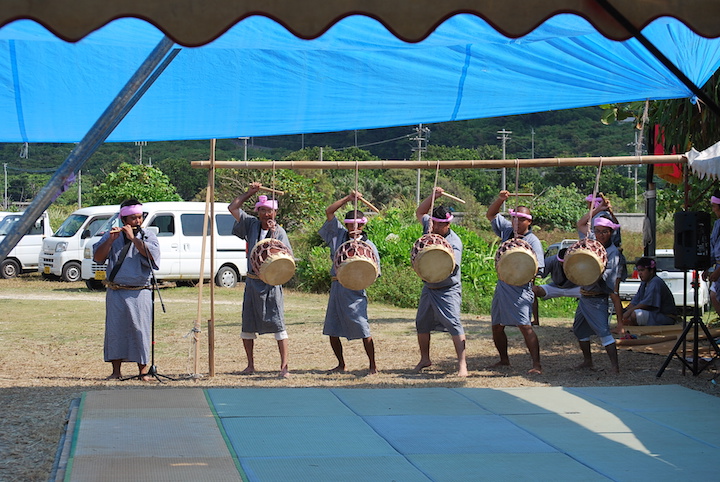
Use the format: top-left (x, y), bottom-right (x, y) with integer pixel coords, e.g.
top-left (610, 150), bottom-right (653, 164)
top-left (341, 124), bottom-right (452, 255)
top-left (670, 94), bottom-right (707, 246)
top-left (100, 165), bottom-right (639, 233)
top-left (673, 211), bottom-right (711, 270)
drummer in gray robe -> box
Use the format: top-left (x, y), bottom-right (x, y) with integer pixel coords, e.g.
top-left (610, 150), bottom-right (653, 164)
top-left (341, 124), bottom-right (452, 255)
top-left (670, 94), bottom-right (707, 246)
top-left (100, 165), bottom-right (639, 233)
top-left (574, 209), bottom-right (623, 374)
top-left (320, 191), bottom-right (380, 375)
top-left (413, 187), bottom-right (467, 377)
top-left (229, 182), bottom-right (293, 378)
top-left (487, 190), bottom-right (544, 375)
top-left (93, 199), bottom-right (160, 381)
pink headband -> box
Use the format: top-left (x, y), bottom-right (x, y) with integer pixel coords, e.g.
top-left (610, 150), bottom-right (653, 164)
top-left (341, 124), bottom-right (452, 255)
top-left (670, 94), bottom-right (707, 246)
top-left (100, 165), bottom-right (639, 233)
top-left (637, 259), bottom-right (656, 269)
top-left (509, 209), bottom-right (532, 220)
top-left (344, 216), bottom-right (367, 224)
top-left (585, 194), bottom-right (602, 206)
top-left (120, 204), bottom-right (143, 217)
top-left (711, 196), bottom-right (720, 205)
top-left (594, 217), bottom-right (620, 230)
top-left (431, 213), bottom-right (454, 223)
top-left (254, 195), bottom-right (278, 211)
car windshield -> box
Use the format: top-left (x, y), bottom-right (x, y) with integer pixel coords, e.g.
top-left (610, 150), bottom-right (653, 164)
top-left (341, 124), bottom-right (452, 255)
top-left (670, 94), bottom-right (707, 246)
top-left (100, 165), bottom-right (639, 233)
top-left (0, 215), bottom-right (21, 235)
top-left (54, 214), bottom-right (88, 237)
top-left (656, 256), bottom-right (677, 272)
top-left (94, 214), bottom-right (121, 237)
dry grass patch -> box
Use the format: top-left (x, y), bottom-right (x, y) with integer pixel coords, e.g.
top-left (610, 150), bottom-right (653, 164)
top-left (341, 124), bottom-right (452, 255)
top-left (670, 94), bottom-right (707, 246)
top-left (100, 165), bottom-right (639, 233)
top-left (1, 275), bottom-right (718, 480)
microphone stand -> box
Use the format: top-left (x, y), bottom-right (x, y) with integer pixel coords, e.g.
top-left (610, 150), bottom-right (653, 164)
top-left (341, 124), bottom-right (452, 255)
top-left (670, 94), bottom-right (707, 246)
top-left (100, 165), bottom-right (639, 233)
top-left (122, 228), bottom-right (176, 382)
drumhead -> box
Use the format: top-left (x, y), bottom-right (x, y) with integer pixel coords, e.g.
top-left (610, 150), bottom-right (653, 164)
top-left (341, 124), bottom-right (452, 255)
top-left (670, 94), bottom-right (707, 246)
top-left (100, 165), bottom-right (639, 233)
top-left (336, 258), bottom-right (378, 290)
top-left (413, 247), bottom-right (454, 283)
top-left (563, 250), bottom-right (604, 286)
top-left (258, 254), bottom-right (296, 286)
top-left (496, 248), bottom-right (538, 286)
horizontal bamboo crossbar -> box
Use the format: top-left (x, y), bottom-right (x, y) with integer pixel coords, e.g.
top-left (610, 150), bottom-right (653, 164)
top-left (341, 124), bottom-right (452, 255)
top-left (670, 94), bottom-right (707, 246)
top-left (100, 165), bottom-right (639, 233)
top-left (191, 154), bottom-right (686, 170)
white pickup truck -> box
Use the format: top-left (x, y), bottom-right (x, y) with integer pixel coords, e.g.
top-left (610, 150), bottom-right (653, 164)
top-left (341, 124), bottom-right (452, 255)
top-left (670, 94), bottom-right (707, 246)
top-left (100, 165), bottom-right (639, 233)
top-left (618, 249), bottom-right (710, 314)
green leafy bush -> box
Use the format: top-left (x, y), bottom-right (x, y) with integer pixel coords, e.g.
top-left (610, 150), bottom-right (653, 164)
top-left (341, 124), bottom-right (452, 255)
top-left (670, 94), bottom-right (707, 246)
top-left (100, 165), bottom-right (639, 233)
top-left (294, 245), bottom-right (332, 293)
top-left (366, 264), bottom-right (423, 308)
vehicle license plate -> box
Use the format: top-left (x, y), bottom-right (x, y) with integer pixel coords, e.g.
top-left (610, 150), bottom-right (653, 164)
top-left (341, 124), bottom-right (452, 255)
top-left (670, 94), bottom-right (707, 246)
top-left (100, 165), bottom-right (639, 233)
top-left (43, 266), bottom-right (50, 274)
top-left (95, 271), bottom-right (106, 280)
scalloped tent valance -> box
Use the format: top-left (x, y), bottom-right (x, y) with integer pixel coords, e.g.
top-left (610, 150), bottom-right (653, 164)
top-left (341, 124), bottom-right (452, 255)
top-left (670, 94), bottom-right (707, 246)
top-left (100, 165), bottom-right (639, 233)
top-left (2, 0), bottom-right (720, 45)
top-left (2, 14), bottom-right (720, 143)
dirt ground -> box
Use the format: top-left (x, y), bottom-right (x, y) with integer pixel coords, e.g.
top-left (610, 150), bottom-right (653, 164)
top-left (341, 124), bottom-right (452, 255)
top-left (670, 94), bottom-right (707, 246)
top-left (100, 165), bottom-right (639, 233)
top-left (1, 279), bottom-right (719, 481)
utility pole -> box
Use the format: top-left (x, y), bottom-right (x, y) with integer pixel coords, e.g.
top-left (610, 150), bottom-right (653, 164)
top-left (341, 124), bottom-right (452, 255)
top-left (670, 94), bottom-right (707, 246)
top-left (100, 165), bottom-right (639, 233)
top-left (531, 127), bottom-right (535, 159)
top-left (497, 129), bottom-right (511, 210)
top-left (77, 170), bottom-right (82, 207)
top-left (3, 163), bottom-right (7, 210)
top-left (135, 141), bottom-right (147, 164)
top-left (239, 137), bottom-right (249, 161)
top-left (411, 124), bottom-right (430, 204)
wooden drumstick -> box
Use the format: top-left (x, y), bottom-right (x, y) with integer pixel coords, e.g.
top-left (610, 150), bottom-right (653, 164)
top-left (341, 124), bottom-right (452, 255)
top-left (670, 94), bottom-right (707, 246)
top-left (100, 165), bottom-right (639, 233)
top-left (358, 197), bottom-right (380, 213)
top-left (257, 185), bottom-right (285, 195)
top-left (440, 192), bottom-right (466, 204)
top-left (598, 192), bottom-right (619, 224)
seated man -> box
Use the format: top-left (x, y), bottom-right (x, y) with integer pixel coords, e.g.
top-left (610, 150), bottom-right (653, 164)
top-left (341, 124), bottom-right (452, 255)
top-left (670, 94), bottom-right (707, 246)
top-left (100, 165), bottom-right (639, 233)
top-left (618, 257), bottom-right (678, 332)
top-left (532, 248), bottom-right (580, 325)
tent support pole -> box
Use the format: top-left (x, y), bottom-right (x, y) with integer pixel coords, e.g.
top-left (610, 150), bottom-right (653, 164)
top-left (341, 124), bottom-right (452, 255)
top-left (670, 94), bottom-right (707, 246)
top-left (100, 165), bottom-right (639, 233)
top-left (595, 0), bottom-right (720, 119)
top-left (0, 37), bottom-right (180, 261)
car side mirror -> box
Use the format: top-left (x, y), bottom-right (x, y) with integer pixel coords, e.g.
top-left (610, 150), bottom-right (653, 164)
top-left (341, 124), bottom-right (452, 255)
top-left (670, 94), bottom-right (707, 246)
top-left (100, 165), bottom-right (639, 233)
top-left (81, 229), bottom-right (92, 239)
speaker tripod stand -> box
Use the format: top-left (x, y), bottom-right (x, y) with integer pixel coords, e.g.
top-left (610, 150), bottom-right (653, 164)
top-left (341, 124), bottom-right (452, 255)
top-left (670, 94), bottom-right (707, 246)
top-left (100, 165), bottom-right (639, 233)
top-left (657, 273), bottom-right (720, 377)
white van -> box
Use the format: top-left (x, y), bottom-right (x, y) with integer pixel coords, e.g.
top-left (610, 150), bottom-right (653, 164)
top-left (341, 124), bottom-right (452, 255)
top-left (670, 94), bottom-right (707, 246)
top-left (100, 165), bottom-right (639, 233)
top-left (81, 202), bottom-right (247, 289)
top-left (39, 205), bottom-right (119, 282)
top-left (0, 211), bottom-right (53, 278)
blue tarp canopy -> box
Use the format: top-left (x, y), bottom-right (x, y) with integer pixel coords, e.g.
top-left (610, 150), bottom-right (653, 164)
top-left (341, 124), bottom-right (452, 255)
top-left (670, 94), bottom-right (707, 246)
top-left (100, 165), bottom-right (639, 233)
top-left (2, 14), bottom-right (720, 143)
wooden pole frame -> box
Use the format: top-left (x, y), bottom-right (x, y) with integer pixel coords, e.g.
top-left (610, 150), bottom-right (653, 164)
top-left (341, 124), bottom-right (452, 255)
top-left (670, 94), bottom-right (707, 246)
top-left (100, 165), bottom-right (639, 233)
top-left (193, 153), bottom-right (687, 376)
top-left (191, 154), bottom-right (686, 170)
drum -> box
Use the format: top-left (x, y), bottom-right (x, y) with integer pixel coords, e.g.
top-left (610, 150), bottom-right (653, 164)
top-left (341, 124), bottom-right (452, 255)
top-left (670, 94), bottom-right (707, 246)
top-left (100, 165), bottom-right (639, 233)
top-left (249, 238), bottom-right (296, 285)
top-left (333, 239), bottom-right (379, 290)
top-left (563, 238), bottom-right (607, 286)
top-left (495, 238), bottom-right (538, 286)
top-left (411, 234), bottom-right (455, 283)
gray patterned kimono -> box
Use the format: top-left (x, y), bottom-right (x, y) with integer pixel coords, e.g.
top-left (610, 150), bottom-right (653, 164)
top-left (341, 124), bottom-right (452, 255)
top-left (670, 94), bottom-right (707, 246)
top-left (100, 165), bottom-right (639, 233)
top-left (232, 209), bottom-right (293, 334)
top-left (319, 217), bottom-right (381, 340)
top-left (414, 215), bottom-right (464, 335)
top-left (490, 214), bottom-right (544, 327)
top-left (94, 229), bottom-right (160, 364)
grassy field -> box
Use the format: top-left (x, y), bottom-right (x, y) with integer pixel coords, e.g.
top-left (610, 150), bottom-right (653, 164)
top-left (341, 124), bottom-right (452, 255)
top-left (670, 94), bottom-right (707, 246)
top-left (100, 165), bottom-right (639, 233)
top-left (1, 260), bottom-right (718, 480)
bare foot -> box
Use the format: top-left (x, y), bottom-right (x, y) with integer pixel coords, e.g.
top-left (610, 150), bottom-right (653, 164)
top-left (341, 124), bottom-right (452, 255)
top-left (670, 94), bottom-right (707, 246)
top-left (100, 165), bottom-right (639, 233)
top-left (326, 365), bottom-right (346, 374)
top-left (528, 366), bottom-right (542, 375)
top-left (239, 366), bottom-right (255, 375)
top-left (278, 367), bottom-right (290, 378)
top-left (106, 373), bottom-right (121, 380)
top-left (487, 360), bottom-right (510, 369)
top-left (610, 326), bottom-right (625, 335)
top-left (575, 361), bottom-right (594, 370)
top-left (140, 374), bottom-right (153, 382)
top-left (457, 368), bottom-right (469, 377)
top-left (413, 361), bottom-right (432, 373)
top-left (367, 368), bottom-right (378, 375)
